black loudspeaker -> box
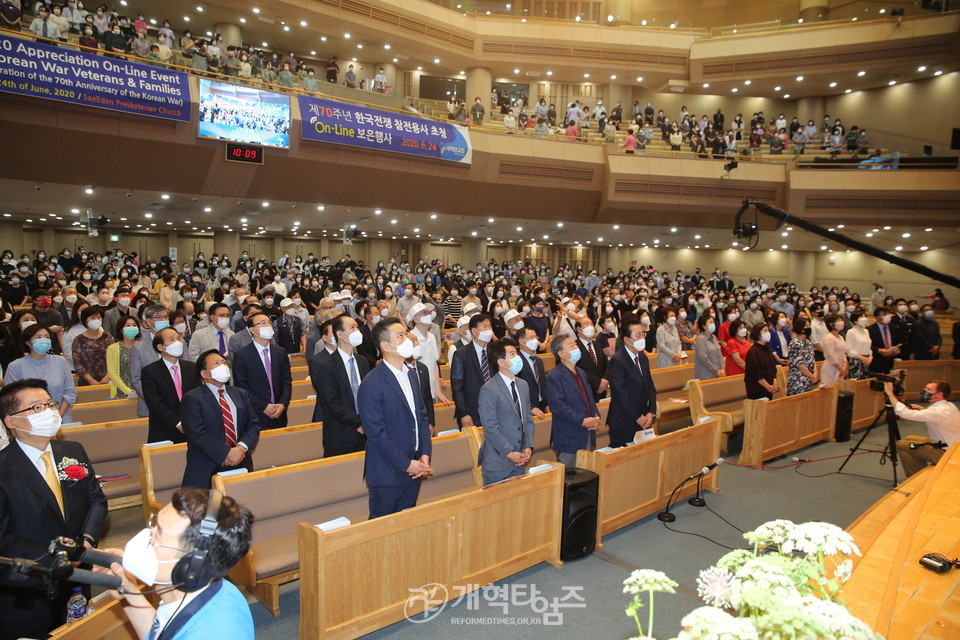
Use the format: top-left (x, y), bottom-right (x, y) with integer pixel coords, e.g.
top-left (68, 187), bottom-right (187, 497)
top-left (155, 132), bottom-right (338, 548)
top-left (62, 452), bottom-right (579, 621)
top-left (560, 467), bottom-right (599, 560)
top-left (835, 390), bottom-right (855, 442)
top-left (951, 128), bottom-right (960, 150)
top-left (923, 145), bottom-right (933, 157)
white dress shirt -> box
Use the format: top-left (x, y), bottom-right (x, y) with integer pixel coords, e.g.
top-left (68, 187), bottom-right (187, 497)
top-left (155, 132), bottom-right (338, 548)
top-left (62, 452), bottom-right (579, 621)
top-left (16, 438), bottom-right (54, 477)
top-left (894, 400), bottom-right (960, 445)
top-left (385, 361), bottom-right (419, 450)
top-left (845, 326), bottom-right (872, 358)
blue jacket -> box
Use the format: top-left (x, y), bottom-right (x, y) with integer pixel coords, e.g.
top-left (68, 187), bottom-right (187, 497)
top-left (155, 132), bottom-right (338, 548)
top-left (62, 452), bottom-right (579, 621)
top-left (768, 325), bottom-right (792, 359)
top-left (606, 347), bottom-right (657, 446)
top-left (155, 580), bottom-right (253, 640)
top-left (450, 341), bottom-right (487, 427)
top-left (232, 341), bottom-right (293, 430)
top-left (545, 364), bottom-right (599, 454)
top-left (357, 362), bottom-right (433, 487)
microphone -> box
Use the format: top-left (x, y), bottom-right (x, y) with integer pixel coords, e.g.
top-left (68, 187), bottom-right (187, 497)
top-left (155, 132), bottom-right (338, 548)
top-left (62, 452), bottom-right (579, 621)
top-left (688, 458), bottom-right (724, 479)
top-left (48, 537), bottom-right (122, 568)
top-left (78, 547), bottom-right (124, 569)
top-left (67, 567), bottom-right (123, 590)
top-left (659, 458), bottom-right (724, 522)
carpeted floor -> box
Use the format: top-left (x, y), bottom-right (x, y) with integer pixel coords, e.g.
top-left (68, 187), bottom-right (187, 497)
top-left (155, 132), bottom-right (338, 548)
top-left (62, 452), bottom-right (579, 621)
top-left (98, 409), bottom-right (933, 639)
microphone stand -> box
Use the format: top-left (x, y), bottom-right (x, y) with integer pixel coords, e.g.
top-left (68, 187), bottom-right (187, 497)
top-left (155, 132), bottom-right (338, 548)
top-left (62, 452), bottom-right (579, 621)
top-left (688, 472), bottom-right (707, 507)
top-left (657, 475), bottom-right (695, 522)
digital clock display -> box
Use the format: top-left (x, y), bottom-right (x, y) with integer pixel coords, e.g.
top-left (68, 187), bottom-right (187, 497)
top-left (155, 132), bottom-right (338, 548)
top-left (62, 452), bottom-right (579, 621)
top-left (225, 142), bottom-right (264, 164)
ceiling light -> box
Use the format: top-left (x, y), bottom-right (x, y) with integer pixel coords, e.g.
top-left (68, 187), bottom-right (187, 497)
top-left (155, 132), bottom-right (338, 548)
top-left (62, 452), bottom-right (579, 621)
top-left (384, 44), bottom-right (391, 49)
top-left (516, 226), bottom-right (523, 231)
top-left (902, 232), bottom-right (911, 238)
top-left (894, 245), bottom-right (903, 251)
top-left (774, 86), bottom-right (781, 91)
top-left (145, 213), bottom-right (153, 219)
top-left (744, 80), bottom-right (751, 85)
top-left (731, 88), bottom-right (738, 93)
top-left (417, 66), bottom-right (422, 71)
top-left (781, 244), bottom-right (788, 249)
top-left (317, 205), bottom-right (325, 211)
top-left (203, 207), bottom-right (212, 212)
top-left (583, 73), bottom-right (590, 78)
top-left (262, 201), bottom-right (269, 207)
top-left (857, 71), bottom-right (866, 77)
top-left (844, 89), bottom-right (852, 94)
top-left (430, 214), bottom-right (437, 219)
top-left (702, 83), bottom-right (709, 88)
top-left (636, 76), bottom-right (643, 82)
top-left (613, 225), bottom-right (620, 230)
top-left (356, 43), bottom-right (362, 48)
top-left (796, 75), bottom-right (804, 81)
top-left (865, 232), bottom-right (874, 237)
top-left (879, 8), bottom-right (886, 13)
top-left (344, 33), bottom-right (350, 38)
top-left (514, 68), bottom-right (520, 74)
top-left (837, 224), bottom-right (845, 228)
top-left (917, 66), bottom-right (926, 72)
top-left (321, 36), bottom-right (326, 41)
top-left (669, 23), bottom-right (676, 29)
top-left (829, 82), bottom-right (837, 88)
top-left (471, 231), bottom-right (477, 236)
top-left (393, 58), bottom-right (398, 63)
top-left (924, 227), bottom-right (933, 232)
top-left (374, 208), bottom-right (382, 215)
top-left (934, 70), bottom-right (942, 76)
top-left (413, 228), bottom-right (420, 233)
top-left (546, 71), bottom-right (553, 76)
top-left (262, 42), bottom-right (268, 47)
top-left (557, 222), bottom-right (564, 227)
top-left (888, 80), bottom-right (896, 86)
top-left (310, 50), bottom-right (316, 56)
top-left (390, 219), bottom-right (397, 224)
top-left (239, 18), bottom-right (245, 23)
top-left (161, 193), bottom-right (170, 200)
top-left (183, 16), bottom-right (190, 22)
top-left (597, 237), bottom-right (604, 242)
top-left (783, 94), bottom-right (790, 98)
top-left (434, 58), bottom-right (440, 63)
top-left (252, 7), bottom-right (260, 13)
top-left (293, 221), bottom-right (300, 226)
top-left (300, 20), bottom-right (307, 26)
top-left (820, 245), bottom-right (827, 250)
top-left (70, 208), bottom-right (80, 214)
top-left (920, 246), bottom-right (928, 251)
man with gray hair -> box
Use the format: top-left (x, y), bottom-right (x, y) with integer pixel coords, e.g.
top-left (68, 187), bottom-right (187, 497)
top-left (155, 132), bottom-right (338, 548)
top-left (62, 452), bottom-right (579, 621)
top-left (131, 304), bottom-right (173, 418)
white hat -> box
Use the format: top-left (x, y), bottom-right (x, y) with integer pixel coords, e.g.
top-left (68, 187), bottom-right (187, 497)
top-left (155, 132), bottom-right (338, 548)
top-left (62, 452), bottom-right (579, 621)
top-left (328, 291), bottom-right (343, 301)
top-left (406, 301), bottom-right (435, 324)
top-left (463, 301), bottom-right (480, 315)
top-left (279, 297), bottom-right (294, 308)
top-left (339, 289), bottom-right (352, 300)
top-left (503, 309), bottom-right (522, 323)
top-left (457, 315), bottom-right (471, 328)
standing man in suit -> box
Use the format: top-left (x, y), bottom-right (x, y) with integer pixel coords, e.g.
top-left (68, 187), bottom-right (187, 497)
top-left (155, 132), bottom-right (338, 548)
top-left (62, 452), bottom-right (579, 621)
top-left (188, 303), bottom-right (234, 362)
top-left (545, 335), bottom-right (600, 467)
top-left (356, 303), bottom-right (380, 368)
top-left (131, 304), bottom-right (171, 418)
top-left (179, 350), bottom-right (262, 489)
top-left (233, 312), bottom-right (293, 430)
top-left (575, 316), bottom-right (609, 400)
top-left (0, 379), bottom-right (108, 640)
top-left (606, 317), bottom-right (658, 447)
top-left (450, 313), bottom-right (495, 428)
top-left (516, 326), bottom-right (547, 416)
top-left (141, 327), bottom-right (199, 443)
top-left (357, 318), bottom-right (433, 519)
top-left (227, 303), bottom-right (262, 360)
top-left (307, 319), bottom-right (337, 424)
top-left (868, 307), bottom-right (901, 374)
top-left (477, 339), bottom-right (535, 485)
top-left (318, 315), bottom-right (370, 457)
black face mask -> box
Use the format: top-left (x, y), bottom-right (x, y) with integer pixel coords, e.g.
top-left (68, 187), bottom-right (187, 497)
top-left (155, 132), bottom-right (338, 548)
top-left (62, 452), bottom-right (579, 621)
top-left (802, 327), bottom-right (812, 337)
top-left (919, 389), bottom-right (933, 402)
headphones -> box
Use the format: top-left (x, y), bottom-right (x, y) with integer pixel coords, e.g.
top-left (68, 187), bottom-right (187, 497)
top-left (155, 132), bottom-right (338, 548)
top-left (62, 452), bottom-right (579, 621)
top-left (171, 489), bottom-right (223, 593)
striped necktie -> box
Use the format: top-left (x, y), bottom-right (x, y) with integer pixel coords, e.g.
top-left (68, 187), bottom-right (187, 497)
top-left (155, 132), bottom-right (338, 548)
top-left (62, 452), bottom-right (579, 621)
top-left (218, 389), bottom-right (237, 447)
top-left (479, 348), bottom-right (490, 382)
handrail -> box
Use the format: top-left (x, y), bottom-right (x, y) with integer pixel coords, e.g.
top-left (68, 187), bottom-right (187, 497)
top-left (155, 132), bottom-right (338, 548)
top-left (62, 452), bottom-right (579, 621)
top-left (707, 10), bottom-right (960, 39)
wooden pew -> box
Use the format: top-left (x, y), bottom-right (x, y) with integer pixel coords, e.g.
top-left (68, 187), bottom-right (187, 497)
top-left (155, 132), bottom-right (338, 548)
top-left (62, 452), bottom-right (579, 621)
top-left (893, 359), bottom-right (960, 401)
top-left (291, 365), bottom-right (309, 381)
top-left (48, 593), bottom-right (140, 640)
top-left (297, 461), bottom-right (564, 639)
top-left (139, 422), bottom-right (324, 523)
top-left (738, 385), bottom-right (838, 467)
top-left (836, 378), bottom-right (886, 432)
top-left (75, 383), bottom-right (113, 404)
top-left (214, 430), bottom-right (481, 616)
top-left (58, 419), bottom-right (148, 509)
top-left (774, 361), bottom-right (824, 398)
top-left (576, 418), bottom-right (722, 546)
top-left (688, 374), bottom-right (747, 452)
top-left (652, 364), bottom-right (695, 424)
top-left (71, 398), bottom-right (139, 424)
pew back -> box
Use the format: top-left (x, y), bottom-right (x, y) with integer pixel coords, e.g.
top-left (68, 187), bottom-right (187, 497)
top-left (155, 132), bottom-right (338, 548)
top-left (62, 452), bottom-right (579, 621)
top-left (58, 419), bottom-right (148, 506)
top-left (739, 385), bottom-right (838, 467)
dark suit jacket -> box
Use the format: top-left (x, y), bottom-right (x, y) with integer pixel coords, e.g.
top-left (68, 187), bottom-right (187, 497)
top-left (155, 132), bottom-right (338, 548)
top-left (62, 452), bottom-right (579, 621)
top-left (414, 361), bottom-right (436, 427)
top-left (575, 336), bottom-right (608, 400)
top-left (450, 341), bottom-right (487, 427)
top-left (0, 440), bottom-right (107, 627)
top-left (606, 348), bottom-right (658, 446)
top-left (307, 348), bottom-right (334, 422)
top-left (912, 317), bottom-right (941, 360)
top-left (356, 362), bottom-right (432, 488)
top-left (517, 352), bottom-right (548, 411)
top-left (232, 341), bottom-right (293, 429)
top-left (318, 349), bottom-right (370, 453)
top-left (179, 384), bottom-right (263, 489)
top-left (141, 358), bottom-right (199, 443)
top-left (868, 322), bottom-right (897, 373)
top-left (357, 323), bottom-right (378, 368)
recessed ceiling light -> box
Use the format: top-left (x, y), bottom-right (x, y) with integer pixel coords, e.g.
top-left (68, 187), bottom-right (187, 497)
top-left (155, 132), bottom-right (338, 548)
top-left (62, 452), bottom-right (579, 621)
top-left (781, 244), bottom-right (788, 249)
top-left (356, 43), bottom-right (362, 48)
top-left (300, 20), bottom-right (307, 26)
top-left (829, 82), bottom-right (837, 88)
top-left (384, 44), bottom-right (391, 49)
top-left (844, 89), bottom-right (852, 94)
top-left (70, 208), bottom-right (80, 214)
top-left (145, 213), bottom-right (153, 218)
top-left (239, 17), bottom-right (245, 23)
top-left (390, 219), bottom-right (397, 224)
top-left (820, 245), bottom-right (827, 250)
top-left (865, 232), bottom-right (874, 237)
top-left (613, 225), bottom-right (620, 230)
top-left (883, 226), bottom-right (891, 230)
top-left (417, 66), bottom-right (422, 71)
top-left (934, 70), bottom-right (942, 76)
top-left (857, 71), bottom-right (866, 77)
top-left (393, 58), bottom-right (398, 63)
top-left (203, 207), bottom-right (212, 212)
top-left (917, 66), bottom-right (926, 72)
top-left (837, 224), bottom-right (845, 228)
top-left (430, 214), bottom-right (437, 219)
top-left (161, 194), bottom-right (170, 200)
top-left (262, 42), bottom-right (268, 47)
top-left (310, 50), bottom-right (316, 55)
top-left (321, 36), bottom-right (326, 41)
top-left (434, 58), bottom-right (440, 63)
top-left (557, 222), bottom-right (564, 227)
top-left (252, 7), bottom-right (260, 13)
top-left (583, 73), bottom-right (590, 78)
top-left (374, 209), bottom-right (382, 215)
top-left (636, 76), bottom-right (643, 82)
top-left (796, 75), bottom-right (804, 82)
top-left (888, 80), bottom-right (896, 86)
top-left (344, 33), bottom-right (350, 38)
top-left (471, 231), bottom-right (477, 236)
top-left (731, 88), bottom-right (738, 93)
top-left (774, 86), bottom-right (781, 91)
top-left (702, 83), bottom-right (709, 88)
top-left (516, 226), bottom-right (523, 232)
top-left (317, 205), bottom-right (325, 211)
top-left (894, 245), bottom-right (903, 251)
top-left (902, 232), bottom-right (911, 238)
top-left (783, 94), bottom-right (790, 98)
top-left (744, 80), bottom-right (751, 85)
top-left (262, 201), bottom-right (269, 207)
top-left (669, 23), bottom-right (676, 29)
top-left (513, 68), bottom-right (520, 74)
top-left (610, 75), bottom-right (617, 80)
top-left (925, 227), bottom-right (933, 232)
top-left (546, 70), bottom-right (553, 76)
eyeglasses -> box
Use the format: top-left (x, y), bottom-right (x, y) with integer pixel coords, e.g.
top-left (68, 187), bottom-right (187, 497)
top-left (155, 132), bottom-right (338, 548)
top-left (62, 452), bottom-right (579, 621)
top-left (11, 401), bottom-right (58, 416)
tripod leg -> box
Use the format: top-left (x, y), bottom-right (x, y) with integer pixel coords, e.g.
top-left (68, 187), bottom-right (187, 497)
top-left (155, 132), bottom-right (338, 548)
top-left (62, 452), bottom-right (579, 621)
top-left (837, 407), bottom-right (885, 473)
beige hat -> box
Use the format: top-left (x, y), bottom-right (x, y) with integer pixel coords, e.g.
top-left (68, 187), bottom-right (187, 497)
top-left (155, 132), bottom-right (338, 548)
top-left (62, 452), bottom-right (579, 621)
top-left (406, 301), bottom-right (435, 324)
top-left (279, 297), bottom-right (294, 307)
top-left (462, 301), bottom-right (480, 315)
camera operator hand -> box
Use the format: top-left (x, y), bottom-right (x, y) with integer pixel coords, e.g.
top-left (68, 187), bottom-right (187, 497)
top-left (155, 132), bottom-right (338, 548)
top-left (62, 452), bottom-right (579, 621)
top-left (883, 381), bottom-right (905, 407)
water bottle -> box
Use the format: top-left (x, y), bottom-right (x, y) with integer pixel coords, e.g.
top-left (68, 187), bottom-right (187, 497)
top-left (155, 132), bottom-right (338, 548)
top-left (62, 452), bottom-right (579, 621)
top-left (66, 587), bottom-right (87, 622)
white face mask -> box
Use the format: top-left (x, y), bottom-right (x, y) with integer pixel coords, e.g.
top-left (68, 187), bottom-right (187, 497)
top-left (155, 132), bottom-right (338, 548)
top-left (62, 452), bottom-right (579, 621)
top-left (525, 338), bottom-right (539, 351)
top-left (257, 326), bottom-right (275, 340)
top-left (666, 317), bottom-right (677, 326)
top-left (512, 320), bottom-right (525, 330)
top-left (214, 317), bottom-right (230, 329)
top-left (379, 308), bottom-right (390, 318)
top-left (476, 329), bottom-right (494, 343)
top-left (395, 337), bottom-right (414, 359)
top-left (582, 325), bottom-right (595, 339)
top-left (633, 338), bottom-right (646, 352)
top-left (12, 408), bottom-right (62, 438)
top-left (412, 343), bottom-right (424, 360)
top-left (122, 528), bottom-right (178, 587)
top-left (760, 332), bottom-right (772, 343)
top-left (210, 364), bottom-right (231, 383)
top-left (86, 319), bottom-right (103, 331)
top-left (348, 330), bottom-right (364, 347)
top-left (856, 317), bottom-right (869, 327)
top-left (164, 340), bottom-right (184, 358)
top-left (738, 328), bottom-right (748, 337)
top-left (65, 294), bottom-right (78, 304)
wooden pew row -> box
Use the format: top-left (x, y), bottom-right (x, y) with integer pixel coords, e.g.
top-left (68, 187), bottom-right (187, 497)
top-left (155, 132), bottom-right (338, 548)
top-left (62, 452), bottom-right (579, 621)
top-left (297, 461), bottom-right (565, 639)
top-left (576, 418), bottom-right (721, 547)
top-left (774, 361), bottom-right (824, 398)
top-left (215, 430), bottom-right (483, 616)
top-left (652, 364), bottom-right (695, 424)
top-left (49, 592), bottom-right (141, 640)
top-left (836, 378), bottom-right (886, 432)
top-left (893, 359), bottom-right (960, 401)
top-left (139, 422), bottom-right (325, 523)
top-left (58, 419), bottom-right (148, 509)
top-left (738, 385), bottom-right (839, 468)
top-left (688, 374), bottom-right (747, 452)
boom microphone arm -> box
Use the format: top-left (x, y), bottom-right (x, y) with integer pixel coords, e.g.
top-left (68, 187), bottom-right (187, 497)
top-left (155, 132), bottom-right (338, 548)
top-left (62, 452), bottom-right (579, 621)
top-left (734, 199), bottom-right (960, 290)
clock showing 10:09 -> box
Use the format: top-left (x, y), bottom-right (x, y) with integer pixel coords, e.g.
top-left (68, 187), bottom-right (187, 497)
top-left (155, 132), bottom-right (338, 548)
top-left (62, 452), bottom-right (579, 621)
top-left (225, 142), bottom-right (264, 164)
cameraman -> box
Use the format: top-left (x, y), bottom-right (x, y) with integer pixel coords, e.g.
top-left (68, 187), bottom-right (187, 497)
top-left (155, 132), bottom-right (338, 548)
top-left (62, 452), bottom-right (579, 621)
top-left (885, 380), bottom-right (960, 477)
top-left (96, 488), bottom-right (255, 640)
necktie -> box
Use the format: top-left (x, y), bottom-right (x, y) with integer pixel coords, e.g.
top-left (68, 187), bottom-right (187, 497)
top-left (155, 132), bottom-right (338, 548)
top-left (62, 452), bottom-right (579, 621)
top-left (407, 368), bottom-right (421, 452)
top-left (42, 21), bottom-right (48, 38)
top-left (218, 330), bottom-right (226, 355)
top-left (586, 341), bottom-right (598, 366)
top-left (480, 348), bottom-right (490, 382)
top-left (41, 452), bottom-right (64, 517)
top-left (882, 325), bottom-right (891, 349)
top-left (171, 364), bottom-right (182, 400)
top-left (635, 354), bottom-right (643, 371)
top-left (263, 348), bottom-right (274, 403)
top-left (510, 380), bottom-right (522, 417)
top-left (348, 356), bottom-right (360, 412)
top-left (219, 389), bottom-right (237, 447)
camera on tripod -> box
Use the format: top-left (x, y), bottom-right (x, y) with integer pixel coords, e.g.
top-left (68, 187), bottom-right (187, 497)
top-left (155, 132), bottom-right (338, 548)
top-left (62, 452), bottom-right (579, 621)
top-left (867, 369), bottom-right (906, 396)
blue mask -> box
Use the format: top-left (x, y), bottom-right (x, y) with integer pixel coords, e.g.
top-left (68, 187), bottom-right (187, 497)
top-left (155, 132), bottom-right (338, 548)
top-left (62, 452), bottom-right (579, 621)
top-left (32, 338), bottom-right (52, 355)
top-left (567, 348), bottom-right (582, 364)
top-left (153, 320), bottom-right (170, 331)
top-left (924, 310), bottom-right (935, 319)
top-left (508, 355), bottom-right (523, 375)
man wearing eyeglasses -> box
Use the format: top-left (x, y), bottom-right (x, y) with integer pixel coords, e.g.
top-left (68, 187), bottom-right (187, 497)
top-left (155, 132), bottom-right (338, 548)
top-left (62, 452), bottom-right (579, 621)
top-left (0, 378), bottom-right (108, 640)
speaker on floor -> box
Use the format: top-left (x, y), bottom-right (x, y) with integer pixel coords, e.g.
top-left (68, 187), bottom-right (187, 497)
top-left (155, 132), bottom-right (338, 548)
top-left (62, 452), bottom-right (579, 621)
top-left (835, 390), bottom-right (855, 442)
top-left (951, 128), bottom-right (960, 150)
top-left (560, 467), bottom-right (599, 560)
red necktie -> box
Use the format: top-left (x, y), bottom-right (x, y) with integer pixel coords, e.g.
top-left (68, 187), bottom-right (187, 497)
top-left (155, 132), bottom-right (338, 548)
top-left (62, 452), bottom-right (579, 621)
top-left (882, 325), bottom-right (891, 349)
top-left (218, 389), bottom-right (237, 447)
top-left (586, 341), bottom-right (598, 366)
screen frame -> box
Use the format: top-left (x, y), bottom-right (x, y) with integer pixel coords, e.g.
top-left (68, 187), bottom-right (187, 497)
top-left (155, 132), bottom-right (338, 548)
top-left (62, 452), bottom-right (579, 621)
top-left (197, 78), bottom-right (291, 150)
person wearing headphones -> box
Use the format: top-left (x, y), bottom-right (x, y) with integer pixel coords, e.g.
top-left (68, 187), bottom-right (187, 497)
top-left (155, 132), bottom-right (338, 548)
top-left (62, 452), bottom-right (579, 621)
top-left (96, 488), bottom-right (254, 639)
top-left (885, 380), bottom-right (960, 477)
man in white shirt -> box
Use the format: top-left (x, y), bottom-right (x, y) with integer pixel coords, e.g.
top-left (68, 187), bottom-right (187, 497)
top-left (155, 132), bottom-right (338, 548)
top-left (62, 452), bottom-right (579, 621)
top-left (408, 302), bottom-right (446, 404)
top-left (886, 380), bottom-right (960, 477)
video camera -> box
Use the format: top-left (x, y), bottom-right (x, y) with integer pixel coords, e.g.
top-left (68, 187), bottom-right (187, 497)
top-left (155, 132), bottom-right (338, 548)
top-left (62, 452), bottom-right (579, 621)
top-left (867, 369), bottom-right (906, 396)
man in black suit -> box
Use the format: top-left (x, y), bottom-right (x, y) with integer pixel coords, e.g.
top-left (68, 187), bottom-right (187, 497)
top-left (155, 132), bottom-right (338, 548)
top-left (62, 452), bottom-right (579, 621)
top-left (717, 271), bottom-right (735, 293)
top-left (318, 315), bottom-right (370, 457)
top-left (408, 330), bottom-right (437, 434)
top-left (574, 316), bottom-right (609, 401)
top-left (868, 307), bottom-right (902, 374)
top-left (233, 312), bottom-right (293, 430)
top-left (356, 303), bottom-right (380, 368)
top-left (307, 319), bottom-right (337, 423)
top-left (516, 326), bottom-right (547, 416)
top-left (179, 350), bottom-right (263, 489)
top-left (606, 318), bottom-right (657, 447)
top-left (0, 379), bottom-right (108, 640)
top-left (450, 313), bottom-right (496, 428)
top-left (141, 327), bottom-right (199, 443)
